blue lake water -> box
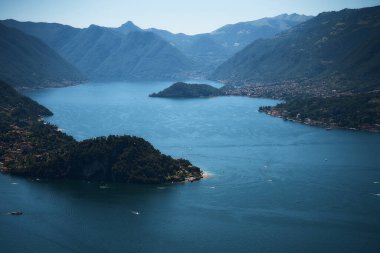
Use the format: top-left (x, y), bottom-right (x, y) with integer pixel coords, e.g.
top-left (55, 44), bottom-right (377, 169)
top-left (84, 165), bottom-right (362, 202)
top-left (1, 81), bottom-right (380, 253)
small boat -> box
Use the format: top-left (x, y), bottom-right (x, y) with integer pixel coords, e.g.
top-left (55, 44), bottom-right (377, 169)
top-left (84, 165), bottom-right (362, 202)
top-left (9, 211), bottom-right (23, 215)
top-left (131, 211), bottom-right (140, 215)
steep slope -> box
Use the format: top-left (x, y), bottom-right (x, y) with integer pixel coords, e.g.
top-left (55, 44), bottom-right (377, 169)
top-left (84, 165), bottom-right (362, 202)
top-left (112, 21), bottom-right (142, 34)
top-left (1, 20), bottom-right (195, 81)
top-left (93, 31), bottom-right (194, 80)
top-left (210, 13), bottom-right (312, 52)
top-left (212, 6), bottom-right (380, 90)
top-left (0, 80), bottom-right (52, 123)
top-left (148, 14), bottom-right (311, 72)
top-left (0, 19), bottom-right (80, 51)
top-left (0, 24), bottom-right (84, 89)
top-left (59, 25), bottom-right (124, 77)
top-left (179, 35), bottom-right (230, 71)
top-left (1, 14), bottom-right (311, 79)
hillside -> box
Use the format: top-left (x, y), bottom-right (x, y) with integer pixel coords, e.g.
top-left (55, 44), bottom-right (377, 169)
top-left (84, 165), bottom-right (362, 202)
top-left (150, 82), bottom-right (222, 98)
top-left (0, 24), bottom-right (84, 89)
top-left (148, 14), bottom-right (311, 72)
top-left (0, 80), bottom-right (202, 183)
top-left (1, 20), bottom-right (195, 81)
top-left (1, 14), bottom-right (310, 78)
top-left (0, 19), bottom-right (80, 50)
top-left (90, 30), bottom-right (194, 80)
top-left (0, 80), bottom-right (52, 131)
top-left (210, 13), bottom-right (312, 52)
top-left (212, 6), bottom-right (380, 91)
top-left (259, 92), bottom-right (380, 132)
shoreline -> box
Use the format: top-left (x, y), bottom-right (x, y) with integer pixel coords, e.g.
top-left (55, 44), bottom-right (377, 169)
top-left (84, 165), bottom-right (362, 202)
top-left (180, 170), bottom-right (211, 184)
top-left (260, 110), bottom-right (380, 133)
top-left (15, 80), bottom-right (88, 92)
top-left (202, 171), bottom-right (210, 179)
top-left (183, 171), bottom-right (209, 183)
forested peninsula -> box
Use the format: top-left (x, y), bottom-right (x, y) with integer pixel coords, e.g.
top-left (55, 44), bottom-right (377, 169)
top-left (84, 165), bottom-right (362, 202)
top-left (0, 80), bottom-right (203, 183)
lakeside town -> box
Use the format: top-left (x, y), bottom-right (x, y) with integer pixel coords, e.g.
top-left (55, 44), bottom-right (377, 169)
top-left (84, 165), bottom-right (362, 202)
top-left (220, 80), bottom-right (351, 100)
top-left (219, 81), bottom-right (380, 132)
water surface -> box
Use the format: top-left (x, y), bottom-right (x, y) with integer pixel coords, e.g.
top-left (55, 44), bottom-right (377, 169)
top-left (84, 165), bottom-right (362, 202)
top-left (1, 81), bottom-right (380, 253)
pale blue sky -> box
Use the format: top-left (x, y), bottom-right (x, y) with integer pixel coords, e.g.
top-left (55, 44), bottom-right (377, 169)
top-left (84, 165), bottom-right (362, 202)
top-left (1, 0), bottom-right (379, 34)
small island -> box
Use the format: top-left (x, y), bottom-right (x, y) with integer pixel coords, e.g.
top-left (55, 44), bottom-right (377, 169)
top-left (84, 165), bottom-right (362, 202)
top-left (150, 82), bottom-right (222, 98)
top-left (0, 80), bottom-right (203, 184)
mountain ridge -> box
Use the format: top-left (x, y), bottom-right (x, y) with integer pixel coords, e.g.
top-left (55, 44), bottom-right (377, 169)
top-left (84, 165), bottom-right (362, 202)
top-left (211, 5), bottom-right (380, 90)
top-left (0, 23), bottom-right (85, 89)
top-left (1, 20), bottom-right (195, 81)
top-left (210, 6), bottom-right (380, 133)
top-left (1, 13), bottom-right (311, 80)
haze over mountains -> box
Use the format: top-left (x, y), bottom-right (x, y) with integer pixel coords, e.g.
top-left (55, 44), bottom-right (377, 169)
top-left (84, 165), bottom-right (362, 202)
top-left (1, 6), bottom-right (379, 92)
top-left (0, 13), bottom-right (310, 86)
top-left (212, 6), bottom-right (380, 90)
top-left (0, 23), bottom-right (84, 89)
top-left (1, 20), bottom-right (194, 81)
top-left (148, 13), bottom-right (311, 70)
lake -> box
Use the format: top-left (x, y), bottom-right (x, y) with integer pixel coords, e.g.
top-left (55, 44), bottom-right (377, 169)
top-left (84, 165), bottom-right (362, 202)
top-left (1, 81), bottom-right (380, 253)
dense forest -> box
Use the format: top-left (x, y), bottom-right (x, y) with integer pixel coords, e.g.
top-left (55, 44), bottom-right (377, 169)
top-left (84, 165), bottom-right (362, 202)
top-left (0, 80), bottom-right (202, 183)
top-left (150, 82), bottom-right (222, 98)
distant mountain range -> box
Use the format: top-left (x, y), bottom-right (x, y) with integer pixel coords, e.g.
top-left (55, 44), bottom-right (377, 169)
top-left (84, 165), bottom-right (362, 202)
top-left (0, 23), bottom-right (84, 89)
top-left (146, 14), bottom-right (312, 71)
top-left (4, 7), bottom-right (378, 91)
top-left (211, 6), bottom-right (380, 90)
top-left (1, 20), bottom-right (194, 81)
top-left (1, 13), bottom-right (310, 82)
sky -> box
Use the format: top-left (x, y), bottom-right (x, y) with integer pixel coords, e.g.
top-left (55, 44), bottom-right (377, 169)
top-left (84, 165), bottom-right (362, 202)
top-left (0, 0), bottom-right (380, 34)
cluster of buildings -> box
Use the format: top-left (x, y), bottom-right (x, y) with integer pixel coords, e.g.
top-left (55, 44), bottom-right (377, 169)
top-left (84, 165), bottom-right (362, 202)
top-left (221, 81), bottom-right (336, 99)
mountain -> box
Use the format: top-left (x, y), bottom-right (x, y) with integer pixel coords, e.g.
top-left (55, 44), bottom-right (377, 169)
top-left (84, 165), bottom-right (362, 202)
top-left (1, 14), bottom-right (311, 80)
top-left (0, 80), bottom-right (52, 123)
top-left (0, 24), bottom-right (84, 89)
top-left (210, 13), bottom-right (312, 51)
top-left (211, 6), bottom-right (380, 90)
top-left (0, 80), bottom-right (203, 183)
top-left (0, 19), bottom-right (80, 51)
top-left (113, 21), bottom-right (142, 34)
top-left (1, 20), bottom-right (195, 81)
top-left (82, 29), bottom-right (194, 80)
top-left (147, 14), bottom-right (312, 71)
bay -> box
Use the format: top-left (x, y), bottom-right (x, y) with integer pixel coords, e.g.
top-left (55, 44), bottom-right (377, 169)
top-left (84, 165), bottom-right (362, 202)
top-left (1, 81), bottom-right (380, 253)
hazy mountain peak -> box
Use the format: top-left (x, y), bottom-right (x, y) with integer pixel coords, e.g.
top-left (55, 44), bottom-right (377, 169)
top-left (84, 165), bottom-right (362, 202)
top-left (273, 13), bottom-right (314, 22)
top-left (211, 13), bottom-right (312, 35)
top-left (211, 5), bottom-right (380, 89)
top-left (118, 21), bottom-right (142, 34)
top-left (88, 24), bottom-right (106, 30)
top-left (120, 21), bottom-right (137, 28)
